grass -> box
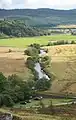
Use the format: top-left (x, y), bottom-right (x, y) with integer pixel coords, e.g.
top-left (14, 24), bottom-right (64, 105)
top-left (13, 98), bottom-right (72, 109)
top-left (0, 108), bottom-right (74, 120)
top-left (0, 35), bottom-right (76, 48)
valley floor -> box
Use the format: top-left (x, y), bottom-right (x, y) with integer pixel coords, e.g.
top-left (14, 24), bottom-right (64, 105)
top-left (0, 45), bottom-right (76, 94)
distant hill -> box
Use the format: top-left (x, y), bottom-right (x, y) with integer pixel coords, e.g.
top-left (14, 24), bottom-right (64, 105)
top-left (0, 9), bottom-right (76, 27)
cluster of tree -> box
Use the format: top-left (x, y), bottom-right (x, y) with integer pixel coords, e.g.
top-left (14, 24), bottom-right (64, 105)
top-left (0, 72), bottom-right (51, 107)
top-left (47, 40), bottom-right (76, 46)
top-left (40, 56), bottom-right (50, 67)
top-left (0, 73), bottom-right (35, 107)
top-left (40, 55), bottom-right (53, 79)
top-left (25, 44), bottom-right (41, 80)
top-left (0, 19), bottom-right (50, 38)
top-left (25, 44), bottom-right (51, 90)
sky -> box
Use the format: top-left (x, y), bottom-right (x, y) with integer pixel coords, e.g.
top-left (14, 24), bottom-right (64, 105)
top-left (0, 0), bottom-right (76, 10)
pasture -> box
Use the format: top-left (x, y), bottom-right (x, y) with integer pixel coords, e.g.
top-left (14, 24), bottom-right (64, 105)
top-left (14, 98), bottom-right (72, 109)
top-left (0, 35), bottom-right (76, 47)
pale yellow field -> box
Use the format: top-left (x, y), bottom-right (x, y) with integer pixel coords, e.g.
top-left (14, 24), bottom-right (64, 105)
top-left (47, 45), bottom-right (76, 94)
top-left (58, 24), bottom-right (76, 28)
top-left (0, 47), bottom-right (33, 79)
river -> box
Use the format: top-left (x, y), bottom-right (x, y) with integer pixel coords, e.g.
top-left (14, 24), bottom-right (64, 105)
top-left (34, 49), bottom-right (50, 80)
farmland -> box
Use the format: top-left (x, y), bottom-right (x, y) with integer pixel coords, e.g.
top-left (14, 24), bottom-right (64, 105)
top-left (44, 45), bottom-right (76, 94)
top-left (0, 43), bottom-right (76, 94)
top-left (0, 35), bottom-right (76, 47)
top-left (0, 35), bottom-right (76, 119)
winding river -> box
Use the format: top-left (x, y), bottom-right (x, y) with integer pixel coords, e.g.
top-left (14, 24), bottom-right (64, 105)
top-left (34, 49), bottom-right (50, 80)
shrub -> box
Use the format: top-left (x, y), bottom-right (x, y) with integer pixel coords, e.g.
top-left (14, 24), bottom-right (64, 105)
top-left (71, 40), bottom-right (76, 44)
top-left (0, 72), bottom-right (7, 92)
top-left (47, 42), bottom-right (53, 46)
top-left (47, 40), bottom-right (70, 46)
top-left (29, 43), bottom-right (41, 51)
top-left (40, 56), bottom-right (50, 67)
top-left (35, 78), bottom-right (51, 91)
top-left (8, 49), bottom-right (12, 53)
top-left (39, 100), bottom-right (45, 108)
top-left (24, 47), bottom-right (39, 56)
top-left (26, 57), bottom-right (35, 70)
top-left (2, 94), bottom-right (14, 107)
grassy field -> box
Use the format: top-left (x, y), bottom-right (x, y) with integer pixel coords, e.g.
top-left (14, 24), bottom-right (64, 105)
top-left (13, 98), bottom-right (72, 109)
top-left (0, 35), bottom-right (76, 47)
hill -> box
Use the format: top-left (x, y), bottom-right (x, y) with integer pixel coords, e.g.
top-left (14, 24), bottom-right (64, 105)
top-left (0, 9), bottom-right (76, 27)
top-left (46, 45), bottom-right (76, 94)
top-left (0, 20), bottom-right (47, 38)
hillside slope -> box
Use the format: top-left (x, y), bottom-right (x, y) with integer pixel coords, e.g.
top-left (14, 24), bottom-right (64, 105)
top-left (0, 9), bottom-right (76, 26)
top-left (0, 20), bottom-right (46, 37)
top-left (47, 45), bottom-right (76, 94)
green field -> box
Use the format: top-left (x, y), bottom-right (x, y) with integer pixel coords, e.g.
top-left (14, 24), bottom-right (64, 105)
top-left (0, 35), bottom-right (76, 48)
top-left (13, 98), bottom-right (72, 109)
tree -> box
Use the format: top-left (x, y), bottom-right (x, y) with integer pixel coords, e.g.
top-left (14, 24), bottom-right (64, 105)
top-left (8, 74), bottom-right (22, 87)
top-left (24, 47), bottom-right (39, 56)
top-left (40, 56), bottom-right (50, 68)
top-left (35, 78), bottom-right (51, 91)
top-left (2, 94), bottom-right (14, 107)
top-left (29, 44), bottom-right (41, 52)
top-left (0, 72), bottom-right (7, 92)
top-left (26, 57), bottom-right (35, 70)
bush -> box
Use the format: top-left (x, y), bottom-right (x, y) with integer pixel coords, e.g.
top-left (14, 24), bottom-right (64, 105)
top-left (2, 94), bottom-right (14, 107)
top-left (8, 49), bottom-right (12, 53)
top-left (29, 43), bottom-right (41, 51)
top-left (47, 40), bottom-right (70, 46)
top-left (24, 47), bottom-right (39, 56)
top-left (40, 56), bottom-right (50, 67)
top-left (71, 40), bottom-right (76, 44)
top-left (47, 42), bottom-right (53, 46)
top-left (0, 94), bottom-right (4, 106)
top-left (26, 57), bottom-right (35, 70)
top-left (35, 78), bottom-right (51, 91)
top-left (0, 72), bottom-right (7, 92)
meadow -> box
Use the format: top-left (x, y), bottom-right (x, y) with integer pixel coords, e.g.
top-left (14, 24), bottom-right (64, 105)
top-left (0, 35), bottom-right (76, 47)
top-left (14, 98), bottom-right (72, 109)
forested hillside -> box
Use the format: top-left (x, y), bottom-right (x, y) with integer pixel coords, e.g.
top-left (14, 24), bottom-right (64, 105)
top-left (0, 9), bottom-right (76, 27)
top-left (0, 20), bottom-right (48, 38)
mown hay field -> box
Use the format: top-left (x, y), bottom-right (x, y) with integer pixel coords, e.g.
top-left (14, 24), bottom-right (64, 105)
top-left (46, 44), bottom-right (76, 94)
top-left (0, 47), bottom-right (33, 79)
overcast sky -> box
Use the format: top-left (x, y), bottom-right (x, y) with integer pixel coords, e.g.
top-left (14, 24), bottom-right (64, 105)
top-left (0, 0), bottom-right (76, 10)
